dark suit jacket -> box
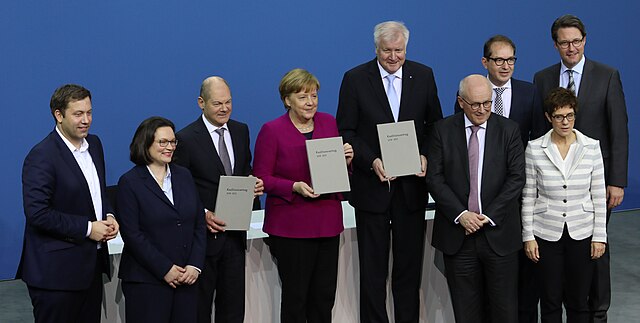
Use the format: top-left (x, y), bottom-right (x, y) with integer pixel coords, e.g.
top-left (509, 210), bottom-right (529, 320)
top-left (117, 164), bottom-right (206, 283)
top-left (173, 117), bottom-right (253, 255)
top-left (427, 113), bottom-right (525, 256)
top-left (534, 58), bottom-right (628, 187)
top-left (18, 130), bottom-right (112, 290)
top-left (336, 59), bottom-right (443, 213)
top-left (454, 78), bottom-right (546, 146)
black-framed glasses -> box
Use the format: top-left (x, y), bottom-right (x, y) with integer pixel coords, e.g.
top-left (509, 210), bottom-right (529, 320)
top-left (157, 139), bottom-right (178, 147)
top-left (486, 56), bottom-right (517, 66)
top-left (459, 97), bottom-right (492, 110)
top-left (556, 38), bottom-right (584, 49)
top-left (551, 112), bottom-right (575, 122)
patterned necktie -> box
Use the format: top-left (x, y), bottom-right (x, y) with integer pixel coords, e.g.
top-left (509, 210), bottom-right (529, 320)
top-left (386, 75), bottom-right (400, 121)
top-left (567, 70), bottom-right (576, 94)
top-left (494, 87), bottom-right (506, 116)
top-left (215, 128), bottom-right (233, 176)
top-left (468, 126), bottom-right (481, 214)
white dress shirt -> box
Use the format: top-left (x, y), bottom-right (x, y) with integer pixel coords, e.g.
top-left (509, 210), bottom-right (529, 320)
top-left (202, 114), bottom-right (235, 172)
top-left (488, 77), bottom-right (512, 117)
top-left (377, 61), bottom-right (403, 122)
top-left (55, 127), bottom-right (103, 238)
top-left (560, 55), bottom-right (586, 95)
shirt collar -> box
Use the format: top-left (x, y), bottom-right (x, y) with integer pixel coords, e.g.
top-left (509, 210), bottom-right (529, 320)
top-left (560, 55), bottom-right (586, 75)
top-left (487, 76), bottom-right (511, 90)
top-left (463, 114), bottom-right (488, 130)
top-left (377, 61), bottom-right (403, 80)
top-left (146, 164), bottom-right (172, 182)
top-left (202, 114), bottom-right (229, 134)
top-left (55, 126), bottom-right (89, 153)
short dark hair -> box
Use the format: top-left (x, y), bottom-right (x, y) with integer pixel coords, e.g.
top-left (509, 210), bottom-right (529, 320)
top-left (544, 87), bottom-right (578, 116)
top-left (49, 84), bottom-right (91, 120)
top-left (483, 34), bottom-right (516, 58)
top-left (551, 14), bottom-right (587, 43)
top-left (130, 116), bottom-right (175, 166)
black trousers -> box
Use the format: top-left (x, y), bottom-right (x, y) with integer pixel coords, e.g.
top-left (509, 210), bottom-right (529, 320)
top-left (197, 232), bottom-right (246, 323)
top-left (123, 281), bottom-right (197, 323)
top-left (536, 228), bottom-right (594, 323)
top-left (518, 248), bottom-right (540, 323)
top-left (268, 235), bottom-right (340, 323)
top-left (444, 231), bottom-right (519, 323)
top-left (355, 185), bottom-right (426, 323)
top-left (589, 208), bottom-right (611, 323)
top-left (27, 256), bottom-right (104, 323)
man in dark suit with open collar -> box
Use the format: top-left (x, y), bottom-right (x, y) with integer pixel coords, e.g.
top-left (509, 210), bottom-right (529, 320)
top-left (336, 21), bottom-right (443, 323)
top-left (18, 84), bottom-right (119, 323)
top-left (533, 14), bottom-right (628, 323)
top-left (173, 76), bottom-right (263, 323)
top-left (428, 75), bottom-right (525, 323)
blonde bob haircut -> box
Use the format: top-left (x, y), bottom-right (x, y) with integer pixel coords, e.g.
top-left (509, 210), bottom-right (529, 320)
top-left (279, 68), bottom-right (320, 110)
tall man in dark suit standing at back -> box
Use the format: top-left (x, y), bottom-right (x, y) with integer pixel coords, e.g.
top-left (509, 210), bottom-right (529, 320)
top-left (173, 76), bottom-right (263, 323)
top-left (534, 14), bottom-right (628, 323)
top-left (453, 34), bottom-right (546, 323)
top-left (19, 84), bottom-right (119, 323)
top-left (428, 75), bottom-right (525, 323)
top-left (336, 21), bottom-right (443, 323)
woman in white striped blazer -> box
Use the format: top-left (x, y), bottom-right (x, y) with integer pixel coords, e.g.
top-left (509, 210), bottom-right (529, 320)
top-left (521, 87), bottom-right (607, 323)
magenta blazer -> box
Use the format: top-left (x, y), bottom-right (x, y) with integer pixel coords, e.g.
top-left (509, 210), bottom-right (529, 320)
top-left (253, 112), bottom-right (344, 238)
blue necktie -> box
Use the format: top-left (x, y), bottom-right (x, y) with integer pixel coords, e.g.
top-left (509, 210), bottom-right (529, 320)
top-left (386, 75), bottom-right (400, 121)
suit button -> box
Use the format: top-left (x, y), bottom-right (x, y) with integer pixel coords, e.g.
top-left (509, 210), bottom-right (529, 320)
top-left (177, 221), bottom-right (182, 226)
top-left (562, 213), bottom-right (567, 217)
top-left (183, 245), bottom-right (187, 248)
top-left (563, 185), bottom-right (567, 189)
top-left (563, 199), bottom-right (567, 203)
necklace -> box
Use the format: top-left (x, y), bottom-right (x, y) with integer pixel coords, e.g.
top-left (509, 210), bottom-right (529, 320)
top-left (294, 121), bottom-right (314, 132)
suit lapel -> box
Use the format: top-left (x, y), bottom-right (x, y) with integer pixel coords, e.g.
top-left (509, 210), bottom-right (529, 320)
top-left (228, 121), bottom-right (245, 176)
top-left (367, 60), bottom-right (395, 122)
top-left (452, 115), bottom-right (470, 185)
top-left (194, 118), bottom-right (228, 176)
top-left (136, 166), bottom-right (176, 210)
top-left (53, 132), bottom-right (96, 218)
top-left (399, 64), bottom-right (415, 121)
top-left (576, 59), bottom-right (593, 108)
top-left (540, 133), bottom-right (563, 175)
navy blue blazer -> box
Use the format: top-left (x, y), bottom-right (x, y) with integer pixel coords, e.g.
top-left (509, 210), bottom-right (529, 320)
top-left (454, 78), bottom-right (546, 146)
top-left (18, 130), bottom-right (113, 290)
top-left (117, 164), bottom-right (206, 284)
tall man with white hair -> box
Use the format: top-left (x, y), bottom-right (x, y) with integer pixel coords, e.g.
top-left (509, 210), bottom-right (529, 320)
top-left (427, 75), bottom-right (525, 323)
top-left (336, 21), bottom-right (443, 323)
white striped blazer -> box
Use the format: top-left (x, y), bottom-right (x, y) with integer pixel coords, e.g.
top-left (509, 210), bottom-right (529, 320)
top-left (521, 129), bottom-right (607, 243)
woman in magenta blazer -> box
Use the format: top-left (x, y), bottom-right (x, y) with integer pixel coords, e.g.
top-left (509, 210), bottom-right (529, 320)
top-left (253, 69), bottom-right (353, 323)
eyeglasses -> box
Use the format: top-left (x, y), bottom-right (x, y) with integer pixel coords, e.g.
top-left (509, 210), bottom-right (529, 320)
top-left (486, 56), bottom-right (517, 66)
top-left (157, 139), bottom-right (178, 147)
top-left (459, 96), bottom-right (492, 111)
top-left (556, 38), bottom-right (584, 49)
top-left (551, 113), bottom-right (575, 122)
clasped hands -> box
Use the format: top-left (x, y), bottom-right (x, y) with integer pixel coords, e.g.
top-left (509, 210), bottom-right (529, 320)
top-left (89, 215), bottom-right (119, 242)
top-left (459, 211), bottom-right (489, 236)
top-left (163, 264), bottom-right (200, 288)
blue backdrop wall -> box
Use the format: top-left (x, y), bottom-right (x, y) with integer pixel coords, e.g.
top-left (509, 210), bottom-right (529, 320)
top-left (1, 1), bottom-right (638, 279)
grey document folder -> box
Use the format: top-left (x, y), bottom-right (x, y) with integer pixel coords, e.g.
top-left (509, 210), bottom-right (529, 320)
top-left (376, 120), bottom-right (421, 177)
top-left (214, 176), bottom-right (256, 231)
top-left (305, 136), bottom-right (351, 195)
